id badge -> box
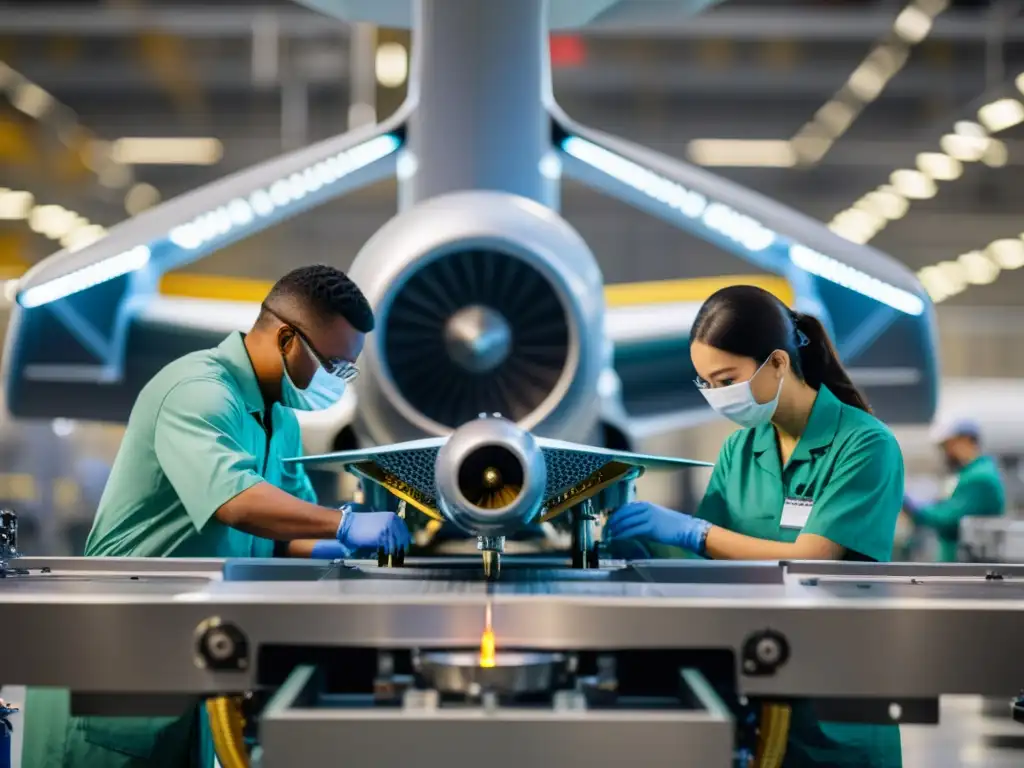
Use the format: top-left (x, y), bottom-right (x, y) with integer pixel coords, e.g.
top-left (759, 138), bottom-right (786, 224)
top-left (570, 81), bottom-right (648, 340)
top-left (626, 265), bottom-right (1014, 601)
top-left (780, 498), bottom-right (813, 530)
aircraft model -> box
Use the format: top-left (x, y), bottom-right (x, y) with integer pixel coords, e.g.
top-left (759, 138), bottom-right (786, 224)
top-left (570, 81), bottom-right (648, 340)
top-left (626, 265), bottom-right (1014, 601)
top-left (3, 0), bottom-right (937, 458)
top-left (291, 412), bottom-right (710, 575)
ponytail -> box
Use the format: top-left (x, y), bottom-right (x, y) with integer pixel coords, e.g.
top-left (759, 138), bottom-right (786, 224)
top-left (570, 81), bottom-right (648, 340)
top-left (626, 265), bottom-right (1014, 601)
top-left (791, 312), bottom-right (872, 413)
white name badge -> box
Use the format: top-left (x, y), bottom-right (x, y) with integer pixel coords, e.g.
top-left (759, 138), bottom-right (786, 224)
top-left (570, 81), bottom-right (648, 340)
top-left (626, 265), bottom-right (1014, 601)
top-left (780, 498), bottom-right (813, 530)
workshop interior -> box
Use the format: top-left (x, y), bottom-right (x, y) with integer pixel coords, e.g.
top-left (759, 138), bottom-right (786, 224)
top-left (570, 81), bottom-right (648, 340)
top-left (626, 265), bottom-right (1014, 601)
top-left (2, 0), bottom-right (1024, 766)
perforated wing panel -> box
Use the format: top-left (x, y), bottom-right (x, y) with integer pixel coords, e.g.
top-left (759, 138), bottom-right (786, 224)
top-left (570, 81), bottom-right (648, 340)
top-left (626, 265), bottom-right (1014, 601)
top-left (541, 449), bottom-right (608, 499)
top-left (355, 445), bottom-right (611, 507)
top-left (374, 447), bottom-right (442, 504)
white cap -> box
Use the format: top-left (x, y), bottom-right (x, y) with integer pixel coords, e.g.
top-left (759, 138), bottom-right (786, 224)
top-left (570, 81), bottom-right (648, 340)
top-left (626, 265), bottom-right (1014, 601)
top-left (930, 417), bottom-right (982, 444)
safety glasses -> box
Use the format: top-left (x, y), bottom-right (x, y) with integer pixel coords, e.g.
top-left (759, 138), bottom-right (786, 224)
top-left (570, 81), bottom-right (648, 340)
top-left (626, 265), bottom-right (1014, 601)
top-left (264, 306), bottom-right (360, 383)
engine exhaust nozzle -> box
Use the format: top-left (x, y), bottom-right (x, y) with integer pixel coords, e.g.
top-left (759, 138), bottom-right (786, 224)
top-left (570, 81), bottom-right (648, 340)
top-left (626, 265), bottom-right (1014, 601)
top-left (435, 416), bottom-right (547, 537)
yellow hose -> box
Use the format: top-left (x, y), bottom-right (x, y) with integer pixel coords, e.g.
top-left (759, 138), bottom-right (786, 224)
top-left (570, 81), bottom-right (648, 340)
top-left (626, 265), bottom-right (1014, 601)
top-left (754, 702), bottom-right (792, 768)
top-left (206, 696), bottom-right (249, 768)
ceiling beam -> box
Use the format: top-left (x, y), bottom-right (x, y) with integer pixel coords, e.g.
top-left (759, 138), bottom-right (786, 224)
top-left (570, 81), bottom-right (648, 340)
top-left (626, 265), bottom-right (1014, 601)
top-left (0, 5), bottom-right (1016, 42)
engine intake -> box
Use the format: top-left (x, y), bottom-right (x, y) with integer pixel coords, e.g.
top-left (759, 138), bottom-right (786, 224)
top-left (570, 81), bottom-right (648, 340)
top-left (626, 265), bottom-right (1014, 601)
top-left (384, 248), bottom-right (571, 429)
top-left (347, 190), bottom-right (606, 445)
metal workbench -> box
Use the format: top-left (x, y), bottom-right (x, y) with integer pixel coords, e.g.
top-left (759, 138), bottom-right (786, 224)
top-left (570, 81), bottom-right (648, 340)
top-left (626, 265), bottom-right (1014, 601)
top-left (3, 556), bottom-right (1024, 767)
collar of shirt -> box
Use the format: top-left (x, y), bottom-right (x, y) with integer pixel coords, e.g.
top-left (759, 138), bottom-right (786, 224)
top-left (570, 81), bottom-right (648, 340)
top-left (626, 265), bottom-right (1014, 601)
top-left (751, 385), bottom-right (843, 466)
top-left (214, 332), bottom-right (266, 415)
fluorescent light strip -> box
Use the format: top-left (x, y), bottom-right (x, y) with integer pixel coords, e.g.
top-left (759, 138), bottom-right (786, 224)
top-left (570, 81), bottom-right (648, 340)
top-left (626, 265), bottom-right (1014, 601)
top-left (562, 135), bottom-right (925, 317)
top-left (19, 246), bottom-right (150, 308)
top-left (17, 134), bottom-right (401, 309)
top-left (562, 136), bottom-right (777, 252)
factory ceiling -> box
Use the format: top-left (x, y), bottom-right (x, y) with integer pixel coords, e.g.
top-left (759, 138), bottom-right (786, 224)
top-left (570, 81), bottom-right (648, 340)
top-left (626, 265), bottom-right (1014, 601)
top-left (0, 0), bottom-right (1022, 306)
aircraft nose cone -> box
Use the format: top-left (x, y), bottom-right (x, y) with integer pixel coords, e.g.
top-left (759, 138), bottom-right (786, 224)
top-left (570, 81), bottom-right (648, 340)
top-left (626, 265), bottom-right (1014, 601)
top-left (444, 305), bottom-right (512, 373)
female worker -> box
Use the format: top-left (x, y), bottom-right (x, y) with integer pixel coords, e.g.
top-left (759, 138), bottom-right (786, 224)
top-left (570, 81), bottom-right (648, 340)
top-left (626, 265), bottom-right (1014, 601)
top-left (607, 285), bottom-right (904, 768)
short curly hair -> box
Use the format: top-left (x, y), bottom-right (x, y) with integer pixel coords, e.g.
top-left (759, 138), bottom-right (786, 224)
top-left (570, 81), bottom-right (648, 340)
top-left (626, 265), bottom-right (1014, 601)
top-left (262, 265), bottom-right (375, 333)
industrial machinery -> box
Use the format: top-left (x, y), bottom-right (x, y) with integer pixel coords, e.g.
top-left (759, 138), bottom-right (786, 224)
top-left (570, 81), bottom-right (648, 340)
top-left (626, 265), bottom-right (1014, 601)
top-left (4, 0), bottom-right (938, 456)
top-left (295, 413), bottom-right (708, 574)
top-left (3, 539), bottom-right (1024, 767)
top-left (960, 517), bottom-right (1024, 564)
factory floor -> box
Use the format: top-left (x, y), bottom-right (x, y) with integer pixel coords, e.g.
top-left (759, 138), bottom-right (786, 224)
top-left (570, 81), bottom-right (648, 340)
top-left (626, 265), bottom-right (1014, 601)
top-left (901, 696), bottom-right (1023, 767)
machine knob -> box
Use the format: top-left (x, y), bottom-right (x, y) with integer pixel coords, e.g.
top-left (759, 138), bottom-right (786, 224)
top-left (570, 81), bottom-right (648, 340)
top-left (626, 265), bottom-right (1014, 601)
top-left (741, 629), bottom-right (790, 676)
top-left (194, 618), bottom-right (249, 671)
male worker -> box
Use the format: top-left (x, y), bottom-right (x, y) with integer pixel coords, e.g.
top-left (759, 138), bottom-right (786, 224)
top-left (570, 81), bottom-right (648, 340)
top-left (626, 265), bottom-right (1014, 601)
top-left (22, 264), bottom-right (411, 767)
top-left (904, 418), bottom-right (1006, 562)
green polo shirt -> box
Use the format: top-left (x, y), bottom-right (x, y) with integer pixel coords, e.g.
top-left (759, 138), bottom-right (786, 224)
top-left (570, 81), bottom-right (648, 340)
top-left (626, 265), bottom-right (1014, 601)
top-left (700, 385), bottom-right (905, 768)
top-left (24, 332), bottom-right (317, 768)
top-left (914, 455), bottom-right (1005, 562)
top-left (85, 331), bottom-right (317, 559)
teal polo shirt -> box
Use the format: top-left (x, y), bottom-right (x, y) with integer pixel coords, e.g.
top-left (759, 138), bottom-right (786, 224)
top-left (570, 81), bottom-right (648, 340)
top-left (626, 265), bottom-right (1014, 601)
top-left (85, 331), bottom-right (317, 559)
top-left (24, 332), bottom-right (318, 768)
top-left (698, 384), bottom-right (904, 563)
top-left (915, 455), bottom-right (1006, 562)
top-left (697, 385), bottom-right (905, 768)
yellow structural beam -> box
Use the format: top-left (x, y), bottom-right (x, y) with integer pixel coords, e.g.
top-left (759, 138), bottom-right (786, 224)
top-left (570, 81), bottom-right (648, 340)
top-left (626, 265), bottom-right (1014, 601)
top-left (158, 271), bottom-right (793, 308)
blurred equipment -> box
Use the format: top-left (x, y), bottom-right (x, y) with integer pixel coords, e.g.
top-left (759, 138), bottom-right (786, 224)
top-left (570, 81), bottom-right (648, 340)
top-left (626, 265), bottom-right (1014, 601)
top-left (295, 413), bottom-right (706, 574)
top-left (4, 0), bottom-right (937, 460)
top-left (3, 557), bottom-right (1024, 767)
top-left (0, 509), bottom-right (18, 574)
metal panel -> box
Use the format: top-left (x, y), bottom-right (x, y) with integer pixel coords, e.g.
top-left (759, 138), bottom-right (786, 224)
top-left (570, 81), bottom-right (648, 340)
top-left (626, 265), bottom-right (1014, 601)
top-left (260, 666), bottom-right (733, 768)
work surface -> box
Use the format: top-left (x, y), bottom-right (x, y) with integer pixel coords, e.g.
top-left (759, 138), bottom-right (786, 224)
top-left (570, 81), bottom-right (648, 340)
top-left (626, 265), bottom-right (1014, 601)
top-left (3, 557), bottom-right (1024, 700)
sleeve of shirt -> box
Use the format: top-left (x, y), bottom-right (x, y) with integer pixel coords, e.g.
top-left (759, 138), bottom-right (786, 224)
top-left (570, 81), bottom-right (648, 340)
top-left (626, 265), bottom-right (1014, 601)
top-left (153, 378), bottom-right (265, 532)
top-left (802, 430), bottom-right (904, 562)
top-left (276, 412), bottom-right (319, 505)
top-left (696, 438), bottom-right (734, 529)
top-left (915, 476), bottom-right (1003, 538)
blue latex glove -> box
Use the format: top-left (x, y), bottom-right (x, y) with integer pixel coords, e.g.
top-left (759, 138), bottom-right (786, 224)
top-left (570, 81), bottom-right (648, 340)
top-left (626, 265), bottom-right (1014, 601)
top-left (606, 501), bottom-right (711, 555)
top-left (310, 540), bottom-right (352, 560)
top-left (336, 508), bottom-right (411, 554)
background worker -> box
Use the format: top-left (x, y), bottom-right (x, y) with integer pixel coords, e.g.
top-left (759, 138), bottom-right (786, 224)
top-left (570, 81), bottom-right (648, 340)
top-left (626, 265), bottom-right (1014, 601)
top-left (607, 285), bottom-right (904, 768)
top-left (21, 264), bottom-right (410, 768)
top-left (903, 418), bottom-right (1006, 562)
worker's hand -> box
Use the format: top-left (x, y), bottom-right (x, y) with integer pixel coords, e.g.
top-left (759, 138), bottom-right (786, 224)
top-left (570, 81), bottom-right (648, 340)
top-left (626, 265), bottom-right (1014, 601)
top-left (605, 501), bottom-right (711, 554)
top-left (337, 510), bottom-right (411, 554)
top-left (902, 493), bottom-right (922, 519)
top-left (309, 540), bottom-right (352, 560)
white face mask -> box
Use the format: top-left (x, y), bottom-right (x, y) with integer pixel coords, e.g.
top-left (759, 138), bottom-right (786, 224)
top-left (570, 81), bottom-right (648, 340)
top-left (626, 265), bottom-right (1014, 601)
top-left (280, 337), bottom-right (348, 412)
top-left (697, 356), bottom-right (783, 429)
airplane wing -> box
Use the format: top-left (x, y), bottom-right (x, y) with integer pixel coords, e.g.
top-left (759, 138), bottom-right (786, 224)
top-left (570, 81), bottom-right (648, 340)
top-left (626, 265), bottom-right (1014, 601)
top-left (289, 437), bottom-right (446, 472)
top-left (535, 436), bottom-right (712, 471)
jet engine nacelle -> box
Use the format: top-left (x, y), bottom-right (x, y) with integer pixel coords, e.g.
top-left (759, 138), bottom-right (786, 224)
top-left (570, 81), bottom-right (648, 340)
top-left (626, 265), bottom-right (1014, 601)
top-left (434, 415), bottom-right (547, 537)
top-left (347, 190), bottom-right (606, 445)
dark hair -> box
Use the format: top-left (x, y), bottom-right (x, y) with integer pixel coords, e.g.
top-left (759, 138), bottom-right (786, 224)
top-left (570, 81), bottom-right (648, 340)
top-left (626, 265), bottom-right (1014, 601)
top-left (691, 285), bottom-right (871, 413)
top-left (259, 264), bottom-right (375, 333)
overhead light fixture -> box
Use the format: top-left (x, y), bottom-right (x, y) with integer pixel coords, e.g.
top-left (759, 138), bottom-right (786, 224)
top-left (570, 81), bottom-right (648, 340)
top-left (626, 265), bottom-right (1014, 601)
top-left (939, 133), bottom-right (988, 162)
top-left (814, 100), bottom-right (857, 135)
top-left (954, 120), bottom-right (987, 138)
top-left (916, 152), bottom-right (962, 181)
top-left (977, 98), bottom-right (1024, 133)
top-left (890, 169), bottom-right (937, 199)
top-left (28, 205), bottom-right (83, 239)
top-left (124, 183), bottom-right (162, 216)
top-left (375, 42), bottom-right (409, 88)
top-left (957, 250), bottom-right (999, 285)
top-left (61, 224), bottom-right (107, 252)
top-left (917, 263), bottom-right (963, 302)
top-left (687, 139), bottom-right (796, 168)
top-left (847, 62), bottom-right (887, 101)
top-left (987, 238), bottom-right (1024, 270)
top-left (893, 6), bottom-right (933, 43)
top-left (0, 190), bottom-right (34, 220)
top-left (10, 82), bottom-right (53, 119)
top-left (110, 137), bottom-right (224, 166)
top-left (855, 188), bottom-right (910, 220)
top-left (981, 139), bottom-right (1009, 168)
